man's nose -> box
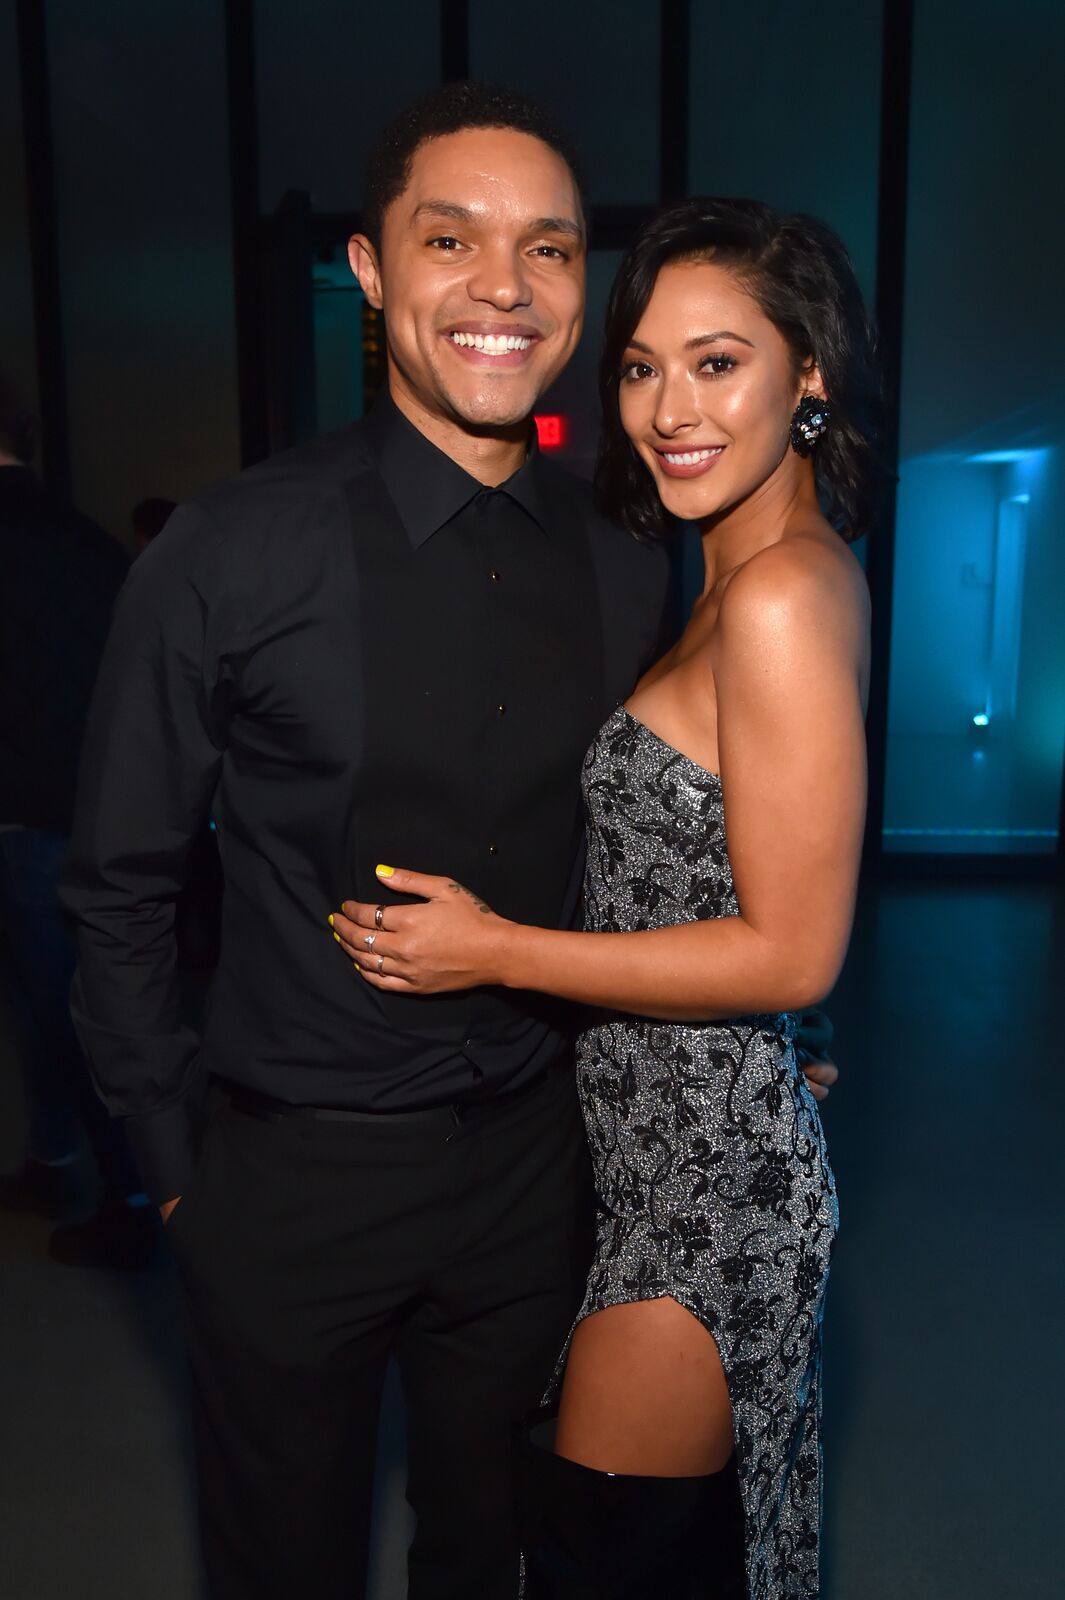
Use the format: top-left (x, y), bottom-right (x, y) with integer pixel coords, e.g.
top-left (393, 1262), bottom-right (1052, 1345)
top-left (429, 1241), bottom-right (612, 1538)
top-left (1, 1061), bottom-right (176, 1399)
top-left (466, 246), bottom-right (532, 311)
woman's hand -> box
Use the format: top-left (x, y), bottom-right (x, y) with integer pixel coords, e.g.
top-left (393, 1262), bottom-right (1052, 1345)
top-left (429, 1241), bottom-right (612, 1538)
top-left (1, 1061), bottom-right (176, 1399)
top-left (330, 866), bottom-right (515, 993)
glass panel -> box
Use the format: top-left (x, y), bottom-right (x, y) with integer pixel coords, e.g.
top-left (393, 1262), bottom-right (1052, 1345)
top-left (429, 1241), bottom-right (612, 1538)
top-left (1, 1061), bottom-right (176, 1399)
top-left (255, 1), bottom-right (441, 213)
top-left (47, 0), bottom-right (239, 538)
top-left (884, 0), bottom-right (1065, 854)
top-left (469, 1), bottom-right (659, 206)
top-left (685, 1), bottom-right (884, 619)
top-left (688, 0), bottom-right (883, 303)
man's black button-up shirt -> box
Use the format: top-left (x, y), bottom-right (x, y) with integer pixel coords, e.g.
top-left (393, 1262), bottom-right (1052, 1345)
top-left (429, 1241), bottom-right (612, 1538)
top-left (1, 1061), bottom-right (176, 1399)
top-left (61, 393), bottom-right (670, 1203)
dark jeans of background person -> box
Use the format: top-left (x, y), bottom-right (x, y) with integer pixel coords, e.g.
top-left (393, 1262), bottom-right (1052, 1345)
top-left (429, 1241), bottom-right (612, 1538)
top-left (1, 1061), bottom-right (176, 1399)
top-left (0, 826), bottom-right (139, 1194)
top-left (170, 1062), bottom-right (595, 1600)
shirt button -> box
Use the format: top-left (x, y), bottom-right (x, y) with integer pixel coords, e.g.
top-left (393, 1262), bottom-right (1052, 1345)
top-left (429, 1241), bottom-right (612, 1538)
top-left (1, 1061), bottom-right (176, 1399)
top-left (496, 703), bottom-right (506, 717)
top-left (489, 569), bottom-right (501, 582)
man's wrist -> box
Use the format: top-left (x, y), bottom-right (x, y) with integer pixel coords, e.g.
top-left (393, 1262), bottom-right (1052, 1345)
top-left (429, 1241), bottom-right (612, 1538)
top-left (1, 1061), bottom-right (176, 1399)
top-left (126, 1092), bottom-right (202, 1207)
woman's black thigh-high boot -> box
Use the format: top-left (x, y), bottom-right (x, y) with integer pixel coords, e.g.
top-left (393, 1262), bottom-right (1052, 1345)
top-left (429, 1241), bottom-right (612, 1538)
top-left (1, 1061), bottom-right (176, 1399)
top-left (516, 1416), bottom-right (747, 1599)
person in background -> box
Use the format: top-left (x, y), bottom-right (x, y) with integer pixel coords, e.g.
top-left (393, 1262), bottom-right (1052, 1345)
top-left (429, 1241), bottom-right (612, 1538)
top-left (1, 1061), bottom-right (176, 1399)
top-left (0, 370), bottom-right (155, 1270)
top-left (131, 495), bottom-right (177, 557)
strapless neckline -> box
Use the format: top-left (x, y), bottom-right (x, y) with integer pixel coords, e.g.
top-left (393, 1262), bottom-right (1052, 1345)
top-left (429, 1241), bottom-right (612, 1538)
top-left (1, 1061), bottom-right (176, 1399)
top-left (619, 707), bottom-right (722, 788)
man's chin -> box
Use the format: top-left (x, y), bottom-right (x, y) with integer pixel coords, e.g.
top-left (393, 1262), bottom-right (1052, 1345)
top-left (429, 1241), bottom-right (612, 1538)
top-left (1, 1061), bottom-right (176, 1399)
top-left (442, 381), bottom-right (543, 433)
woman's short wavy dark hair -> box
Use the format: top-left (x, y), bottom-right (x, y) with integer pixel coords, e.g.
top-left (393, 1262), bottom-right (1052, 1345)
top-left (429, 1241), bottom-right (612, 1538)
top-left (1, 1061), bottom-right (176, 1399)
top-left (596, 197), bottom-right (885, 543)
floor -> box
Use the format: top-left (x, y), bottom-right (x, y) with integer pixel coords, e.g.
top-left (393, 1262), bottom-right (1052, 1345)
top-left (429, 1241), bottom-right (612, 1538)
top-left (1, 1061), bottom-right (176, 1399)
top-left (2, 877), bottom-right (1063, 1599)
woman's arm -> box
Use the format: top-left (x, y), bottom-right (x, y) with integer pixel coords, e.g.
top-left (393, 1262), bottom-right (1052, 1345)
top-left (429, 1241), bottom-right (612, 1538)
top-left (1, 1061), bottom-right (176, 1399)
top-left (333, 542), bottom-right (868, 1022)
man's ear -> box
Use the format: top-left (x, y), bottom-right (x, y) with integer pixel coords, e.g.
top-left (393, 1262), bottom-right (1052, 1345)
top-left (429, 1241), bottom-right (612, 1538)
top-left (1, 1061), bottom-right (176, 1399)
top-left (348, 234), bottom-right (383, 310)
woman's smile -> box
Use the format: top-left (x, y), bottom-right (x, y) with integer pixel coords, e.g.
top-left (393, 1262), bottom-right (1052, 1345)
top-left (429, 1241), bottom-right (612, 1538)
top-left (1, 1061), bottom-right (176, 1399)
top-left (653, 444), bottom-right (727, 478)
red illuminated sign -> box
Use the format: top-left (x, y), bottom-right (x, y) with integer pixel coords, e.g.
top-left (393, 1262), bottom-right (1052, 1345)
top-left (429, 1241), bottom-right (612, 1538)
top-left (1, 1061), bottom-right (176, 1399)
top-left (534, 414), bottom-right (567, 449)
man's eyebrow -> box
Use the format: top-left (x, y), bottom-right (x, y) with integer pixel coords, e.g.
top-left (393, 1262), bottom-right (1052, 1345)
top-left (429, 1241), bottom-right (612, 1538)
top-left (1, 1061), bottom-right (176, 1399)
top-left (625, 330), bottom-right (756, 353)
top-left (411, 200), bottom-right (476, 226)
top-left (410, 200), bottom-right (585, 245)
top-left (529, 216), bottom-right (585, 244)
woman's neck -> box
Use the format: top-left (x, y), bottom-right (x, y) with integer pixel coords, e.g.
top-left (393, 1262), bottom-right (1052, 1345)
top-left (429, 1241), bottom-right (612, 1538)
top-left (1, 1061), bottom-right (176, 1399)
top-left (698, 456), bottom-right (821, 596)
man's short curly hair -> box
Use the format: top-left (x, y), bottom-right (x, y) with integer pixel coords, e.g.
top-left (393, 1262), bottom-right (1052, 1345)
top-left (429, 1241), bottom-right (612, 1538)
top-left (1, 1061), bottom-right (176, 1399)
top-left (362, 81), bottom-right (587, 250)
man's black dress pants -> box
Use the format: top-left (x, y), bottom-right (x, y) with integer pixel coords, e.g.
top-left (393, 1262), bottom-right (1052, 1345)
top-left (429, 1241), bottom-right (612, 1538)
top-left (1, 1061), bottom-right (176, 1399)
top-left (171, 1065), bottom-right (594, 1600)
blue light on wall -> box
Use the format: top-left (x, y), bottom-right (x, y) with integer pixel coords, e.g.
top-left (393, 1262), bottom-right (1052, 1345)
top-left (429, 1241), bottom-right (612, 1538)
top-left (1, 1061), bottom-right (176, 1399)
top-left (884, 440), bottom-right (1060, 854)
top-left (966, 450), bottom-right (1043, 465)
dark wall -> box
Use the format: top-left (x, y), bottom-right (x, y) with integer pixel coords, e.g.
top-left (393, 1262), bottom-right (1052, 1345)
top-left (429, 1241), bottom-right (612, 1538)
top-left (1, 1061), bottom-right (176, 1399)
top-left (1, 0), bottom-right (38, 425)
top-left (8, 0), bottom-right (895, 535)
top-left (46, 0), bottom-right (239, 543)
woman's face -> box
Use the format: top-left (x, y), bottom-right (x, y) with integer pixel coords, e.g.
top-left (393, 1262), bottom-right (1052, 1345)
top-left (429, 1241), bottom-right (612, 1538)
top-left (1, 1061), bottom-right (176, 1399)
top-left (617, 258), bottom-right (821, 524)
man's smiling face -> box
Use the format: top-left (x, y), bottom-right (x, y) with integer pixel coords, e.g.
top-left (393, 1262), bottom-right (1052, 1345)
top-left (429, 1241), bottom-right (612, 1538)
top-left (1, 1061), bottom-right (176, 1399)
top-left (350, 126), bottom-right (586, 434)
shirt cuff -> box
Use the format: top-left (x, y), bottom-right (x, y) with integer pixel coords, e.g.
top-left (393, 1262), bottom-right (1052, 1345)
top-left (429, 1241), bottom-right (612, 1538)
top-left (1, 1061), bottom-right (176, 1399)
top-left (123, 1098), bottom-right (203, 1207)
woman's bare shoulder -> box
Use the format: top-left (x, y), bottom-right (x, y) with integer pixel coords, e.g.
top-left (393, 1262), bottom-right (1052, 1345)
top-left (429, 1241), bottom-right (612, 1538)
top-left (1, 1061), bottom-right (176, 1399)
top-left (716, 528), bottom-right (869, 646)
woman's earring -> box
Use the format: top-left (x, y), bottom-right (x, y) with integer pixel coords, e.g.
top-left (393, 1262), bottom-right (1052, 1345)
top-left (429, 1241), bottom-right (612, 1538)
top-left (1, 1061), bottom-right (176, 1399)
top-left (789, 394), bottom-right (831, 456)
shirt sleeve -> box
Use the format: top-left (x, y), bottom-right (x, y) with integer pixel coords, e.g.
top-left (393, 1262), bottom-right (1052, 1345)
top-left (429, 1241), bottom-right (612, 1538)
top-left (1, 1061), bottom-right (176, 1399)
top-left (60, 503), bottom-right (231, 1204)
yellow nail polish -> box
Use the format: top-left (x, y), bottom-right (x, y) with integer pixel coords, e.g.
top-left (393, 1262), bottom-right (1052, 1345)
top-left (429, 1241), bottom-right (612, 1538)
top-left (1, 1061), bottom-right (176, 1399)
top-left (353, 961), bottom-right (361, 972)
top-left (376, 864), bottom-right (394, 878)
top-left (333, 931), bottom-right (341, 944)
top-left (328, 913), bottom-right (335, 928)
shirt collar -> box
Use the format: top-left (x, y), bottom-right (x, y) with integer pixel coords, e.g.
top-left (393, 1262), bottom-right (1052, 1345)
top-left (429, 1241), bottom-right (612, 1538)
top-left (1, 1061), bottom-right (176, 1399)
top-left (364, 388), bottom-right (557, 548)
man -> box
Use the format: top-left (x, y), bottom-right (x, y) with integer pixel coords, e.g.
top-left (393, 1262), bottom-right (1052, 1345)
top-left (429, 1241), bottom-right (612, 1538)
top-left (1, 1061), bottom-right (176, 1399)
top-left (62, 84), bottom-right (833, 1598)
top-left (0, 372), bottom-right (154, 1269)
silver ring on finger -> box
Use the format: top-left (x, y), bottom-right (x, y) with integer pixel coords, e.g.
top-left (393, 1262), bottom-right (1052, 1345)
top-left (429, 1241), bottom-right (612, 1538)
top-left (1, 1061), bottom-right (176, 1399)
top-left (364, 932), bottom-right (377, 951)
top-left (374, 905), bottom-right (385, 930)
top-left (376, 954), bottom-right (385, 974)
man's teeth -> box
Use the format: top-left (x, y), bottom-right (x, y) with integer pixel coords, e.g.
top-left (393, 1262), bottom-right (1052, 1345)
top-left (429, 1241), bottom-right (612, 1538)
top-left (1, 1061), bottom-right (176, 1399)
top-left (662, 448), bottom-right (722, 465)
top-left (449, 332), bottom-right (532, 353)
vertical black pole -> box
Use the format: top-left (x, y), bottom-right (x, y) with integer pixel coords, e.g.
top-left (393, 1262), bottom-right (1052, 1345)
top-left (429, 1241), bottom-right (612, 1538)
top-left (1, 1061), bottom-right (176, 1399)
top-left (16, 0), bottom-right (69, 498)
top-left (271, 191), bottom-right (316, 449)
top-left (659, 0), bottom-right (691, 636)
top-left (864, 0), bottom-right (914, 863)
top-left (225, 0), bottom-right (269, 466)
top-left (440, 1), bottom-right (469, 82)
top-left (659, 0), bottom-right (690, 203)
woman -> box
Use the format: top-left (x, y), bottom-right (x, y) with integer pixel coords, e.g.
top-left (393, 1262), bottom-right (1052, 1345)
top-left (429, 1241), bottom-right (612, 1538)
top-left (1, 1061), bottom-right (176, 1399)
top-left (332, 198), bottom-right (881, 1598)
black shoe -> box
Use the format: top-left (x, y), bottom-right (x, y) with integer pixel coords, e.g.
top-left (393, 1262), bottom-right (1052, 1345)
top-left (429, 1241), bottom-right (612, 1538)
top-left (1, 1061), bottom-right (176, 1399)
top-left (0, 1157), bottom-right (79, 1219)
top-left (48, 1199), bottom-right (160, 1271)
top-left (516, 1415), bottom-right (746, 1599)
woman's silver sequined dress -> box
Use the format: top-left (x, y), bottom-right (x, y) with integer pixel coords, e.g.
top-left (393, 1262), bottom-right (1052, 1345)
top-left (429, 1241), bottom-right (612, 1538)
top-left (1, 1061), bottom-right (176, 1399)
top-left (567, 706), bottom-right (839, 1600)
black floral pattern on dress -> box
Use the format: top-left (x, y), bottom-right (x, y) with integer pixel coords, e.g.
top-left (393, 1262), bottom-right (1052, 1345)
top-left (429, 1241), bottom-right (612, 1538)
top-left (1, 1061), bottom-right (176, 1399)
top-left (554, 707), bottom-right (838, 1600)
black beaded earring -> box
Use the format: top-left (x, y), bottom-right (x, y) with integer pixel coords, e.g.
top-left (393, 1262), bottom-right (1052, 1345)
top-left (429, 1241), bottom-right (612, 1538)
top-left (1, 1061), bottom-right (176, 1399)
top-left (789, 394), bottom-right (831, 457)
